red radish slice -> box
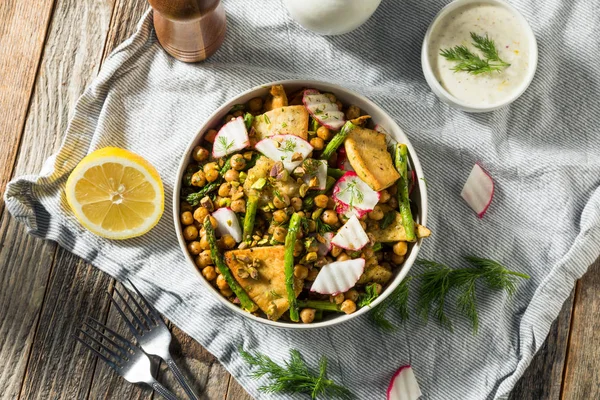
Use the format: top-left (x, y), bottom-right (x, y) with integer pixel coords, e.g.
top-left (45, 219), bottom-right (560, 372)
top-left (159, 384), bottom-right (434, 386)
top-left (336, 148), bottom-right (354, 171)
top-left (302, 159), bottom-right (328, 190)
top-left (255, 135), bottom-right (313, 172)
top-left (408, 170), bottom-right (416, 195)
top-left (303, 89), bottom-right (346, 130)
top-left (331, 215), bottom-right (369, 251)
top-left (212, 117), bottom-right (250, 158)
top-left (212, 208), bottom-right (242, 243)
top-left (333, 171), bottom-right (380, 218)
top-left (461, 163), bottom-right (494, 218)
top-left (387, 365), bottom-right (422, 400)
top-left (316, 232), bottom-right (334, 257)
top-left (310, 259), bottom-right (365, 295)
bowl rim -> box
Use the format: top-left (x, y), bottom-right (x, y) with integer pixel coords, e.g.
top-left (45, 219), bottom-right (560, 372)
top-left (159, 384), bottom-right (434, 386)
top-left (173, 79), bottom-right (429, 329)
top-left (421, 0), bottom-right (539, 112)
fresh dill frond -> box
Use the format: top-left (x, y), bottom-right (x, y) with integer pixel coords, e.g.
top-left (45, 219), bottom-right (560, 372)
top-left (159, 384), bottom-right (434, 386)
top-left (415, 259), bottom-right (454, 331)
top-left (316, 219), bottom-right (334, 235)
top-left (440, 32), bottom-right (510, 75)
top-left (216, 135), bottom-right (234, 155)
top-left (470, 32), bottom-right (504, 63)
top-left (338, 180), bottom-right (364, 209)
top-left (263, 114), bottom-right (271, 124)
top-left (240, 348), bottom-right (353, 400)
top-left (243, 112), bottom-right (254, 130)
top-left (379, 210), bottom-right (396, 230)
top-left (368, 277), bottom-right (412, 330)
top-left (358, 283), bottom-right (380, 307)
top-left (281, 138), bottom-right (297, 153)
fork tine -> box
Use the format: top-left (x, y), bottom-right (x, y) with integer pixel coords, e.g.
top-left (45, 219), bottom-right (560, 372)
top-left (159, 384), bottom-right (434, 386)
top-left (77, 328), bottom-right (124, 364)
top-left (73, 334), bottom-right (119, 370)
top-left (82, 321), bottom-right (129, 358)
top-left (113, 286), bottom-right (149, 332)
top-left (108, 293), bottom-right (144, 338)
top-left (87, 316), bottom-right (136, 350)
top-left (127, 279), bottom-right (163, 323)
top-left (120, 283), bottom-right (156, 328)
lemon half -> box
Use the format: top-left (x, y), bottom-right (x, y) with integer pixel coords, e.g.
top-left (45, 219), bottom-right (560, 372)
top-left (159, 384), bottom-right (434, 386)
top-left (65, 147), bottom-right (164, 239)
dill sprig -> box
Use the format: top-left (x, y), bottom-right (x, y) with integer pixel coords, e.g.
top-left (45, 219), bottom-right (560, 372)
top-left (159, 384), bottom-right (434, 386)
top-left (216, 135), bottom-right (234, 155)
top-left (316, 219), bottom-right (334, 235)
top-left (240, 348), bottom-right (353, 399)
top-left (357, 283), bottom-right (380, 307)
top-left (440, 32), bottom-right (510, 75)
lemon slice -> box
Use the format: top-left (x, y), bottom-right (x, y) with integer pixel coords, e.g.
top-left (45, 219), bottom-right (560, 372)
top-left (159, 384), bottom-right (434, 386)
top-left (65, 147), bottom-right (164, 239)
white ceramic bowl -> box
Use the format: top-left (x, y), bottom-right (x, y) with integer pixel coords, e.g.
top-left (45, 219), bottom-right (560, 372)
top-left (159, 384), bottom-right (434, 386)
top-left (421, 0), bottom-right (538, 113)
top-left (174, 80), bottom-right (428, 329)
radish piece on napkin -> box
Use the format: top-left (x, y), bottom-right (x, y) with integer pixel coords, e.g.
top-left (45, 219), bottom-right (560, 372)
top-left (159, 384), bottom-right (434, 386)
top-left (461, 163), bottom-right (494, 218)
top-left (387, 365), bottom-right (422, 400)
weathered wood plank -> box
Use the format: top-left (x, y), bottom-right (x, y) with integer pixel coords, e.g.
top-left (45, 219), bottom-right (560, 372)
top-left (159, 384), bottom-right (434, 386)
top-left (0, 0), bottom-right (55, 208)
top-left (562, 258), bottom-right (600, 400)
top-left (510, 290), bottom-right (575, 400)
top-left (101, 0), bottom-right (149, 62)
top-left (225, 376), bottom-right (254, 400)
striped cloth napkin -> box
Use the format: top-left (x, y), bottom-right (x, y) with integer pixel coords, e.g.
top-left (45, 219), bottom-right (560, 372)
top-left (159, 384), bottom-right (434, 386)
top-left (5, 1), bottom-right (600, 398)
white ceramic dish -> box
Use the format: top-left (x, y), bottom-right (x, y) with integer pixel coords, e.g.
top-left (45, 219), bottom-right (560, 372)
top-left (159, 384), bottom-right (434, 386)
top-left (421, 0), bottom-right (538, 113)
top-left (173, 80), bottom-right (428, 329)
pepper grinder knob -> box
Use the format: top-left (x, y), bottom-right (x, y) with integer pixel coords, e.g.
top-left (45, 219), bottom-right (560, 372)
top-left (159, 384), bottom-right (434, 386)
top-left (148, 0), bottom-right (226, 62)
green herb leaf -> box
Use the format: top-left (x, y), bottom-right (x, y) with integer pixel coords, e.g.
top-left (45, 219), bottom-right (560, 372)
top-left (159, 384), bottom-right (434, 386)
top-left (358, 283), bottom-right (380, 307)
top-left (440, 32), bottom-right (510, 75)
top-left (316, 219), bottom-right (334, 235)
top-left (264, 114), bottom-right (271, 124)
top-left (216, 135), bottom-right (235, 155)
top-left (244, 112), bottom-right (254, 130)
top-left (379, 210), bottom-right (396, 230)
top-left (230, 104), bottom-right (245, 112)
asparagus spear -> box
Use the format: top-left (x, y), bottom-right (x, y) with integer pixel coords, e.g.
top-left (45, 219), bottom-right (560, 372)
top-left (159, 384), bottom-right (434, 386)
top-left (185, 182), bottom-right (219, 206)
top-left (320, 121), bottom-right (356, 160)
top-left (284, 213), bottom-right (302, 322)
top-left (297, 300), bottom-right (343, 312)
top-left (327, 167), bottom-right (344, 179)
top-left (243, 195), bottom-right (259, 242)
top-left (204, 217), bottom-right (258, 312)
top-left (394, 144), bottom-right (416, 242)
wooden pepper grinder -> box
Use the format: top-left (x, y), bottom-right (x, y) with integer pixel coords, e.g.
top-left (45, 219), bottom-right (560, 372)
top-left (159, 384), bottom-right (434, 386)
top-left (148, 0), bottom-right (226, 62)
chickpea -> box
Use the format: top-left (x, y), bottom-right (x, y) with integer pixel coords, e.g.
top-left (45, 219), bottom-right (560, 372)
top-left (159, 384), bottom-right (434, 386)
top-left (208, 215), bottom-right (218, 229)
top-left (180, 211), bottom-right (194, 225)
top-left (193, 207), bottom-right (210, 223)
top-left (393, 241), bottom-right (408, 256)
top-left (366, 256), bottom-right (378, 268)
top-left (336, 100), bottom-right (343, 111)
top-left (391, 254), bottom-right (405, 265)
top-left (205, 129), bottom-right (218, 143)
top-left (221, 235), bottom-right (236, 249)
top-left (273, 226), bottom-right (288, 243)
top-left (373, 283), bottom-right (383, 295)
top-left (293, 240), bottom-right (304, 257)
top-left (294, 265), bottom-right (309, 279)
top-left (337, 252), bottom-right (351, 262)
top-left (388, 197), bottom-right (398, 209)
top-left (273, 193), bottom-right (290, 209)
top-left (340, 299), bottom-right (357, 314)
top-left (316, 126), bottom-right (331, 141)
top-left (200, 235), bottom-right (210, 250)
top-left (233, 110), bottom-right (243, 118)
top-left (192, 146), bottom-right (209, 162)
top-left (290, 197), bottom-right (303, 211)
top-left (296, 211), bottom-right (306, 218)
top-left (306, 268), bottom-right (319, 281)
top-left (205, 168), bottom-right (219, 183)
top-left (230, 154), bottom-right (246, 171)
top-left (248, 97), bottom-right (263, 112)
top-left (203, 162), bottom-right (218, 174)
top-left (181, 201), bottom-right (193, 212)
top-left (224, 169), bottom-right (239, 182)
top-left (273, 210), bottom-right (289, 224)
top-left (330, 245), bottom-right (342, 258)
top-left (216, 274), bottom-right (229, 290)
top-left (216, 182), bottom-right (231, 197)
top-left (183, 225), bottom-right (199, 241)
top-left (321, 210), bottom-right (339, 225)
top-left (188, 241), bottom-right (202, 255)
top-left (220, 288), bottom-right (234, 297)
top-left (224, 114), bottom-right (235, 122)
top-left (323, 93), bottom-right (337, 103)
top-left (379, 189), bottom-right (391, 204)
top-left (362, 247), bottom-right (374, 259)
top-left (300, 308), bottom-right (316, 324)
top-left (191, 170), bottom-right (206, 187)
top-left (344, 289), bottom-right (359, 302)
top-left (310, 137), bottom-right (324, 151)
top-left (201, 265), bottom-right (217, 281)
top-left (314, 194), bottom-right (329, 209)
top-left (307, 220), bottom-right (316, 232)
top-left (231, 199), bottom-right (246, 213)
top-left (360, 220), bottom-right (367, 231)
top-left (346, 105), bottom-right (361, 120)
top-left (368, 205), bottom-right (384, 221)
top-left (198, 250), bottom-right (214, 267)
top-left (331, 293), bottom-right (345, 304)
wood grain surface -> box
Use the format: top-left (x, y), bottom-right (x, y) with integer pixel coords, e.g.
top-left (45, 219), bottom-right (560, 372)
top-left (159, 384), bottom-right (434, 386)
top-left (0, 1), bottom-right (598, 399)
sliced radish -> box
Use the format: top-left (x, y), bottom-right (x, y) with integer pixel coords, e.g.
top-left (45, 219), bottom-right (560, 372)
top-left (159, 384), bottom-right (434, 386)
top-left (461, 163), bottom-right (494, 218)
top-left (387, 365), bottom-right (422, 400)
top-left (331, 215), bottom-right (369, 251)
top-left (316, 232), bottom-right (334, 257)
top-left (255, 135), bottom-right (313, 172)
top-left (212, 117), bottom-right (250, 158)
top-left (310, 259), bottom-right (365, 295)
top-left (333, 171), bottom-right (380, 218)
top-left (302, 89), bottom-right (346, 131)
top-left (408, 170), bottom-right (416, 195)
top-left (336, 147), bottom-right (354, 171)
top-left (302, 159), bottom-right (328, 190)
top-left (212, 208), bottom-right (242, 243)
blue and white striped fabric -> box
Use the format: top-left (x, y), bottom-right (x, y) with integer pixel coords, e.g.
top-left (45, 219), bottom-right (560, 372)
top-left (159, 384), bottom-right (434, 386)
top-left (5, 1), bottom-right (600, 398)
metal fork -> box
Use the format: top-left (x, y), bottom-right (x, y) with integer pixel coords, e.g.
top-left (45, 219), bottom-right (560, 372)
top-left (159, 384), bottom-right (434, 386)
top-left (74, 317), bottom-right (178, 400)
top-left (110, 280), bottom-right (199, 400)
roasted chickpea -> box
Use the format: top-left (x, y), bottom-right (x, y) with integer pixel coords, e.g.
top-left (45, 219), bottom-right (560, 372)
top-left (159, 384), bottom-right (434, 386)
top-left (337, 252), bottom-right (351, 262)
top-left (191, 170), bottom-right (206, 187)
top-left (290, 197), bottom-right (303, 211)
top-left (192, 146), bottom-right (209, 162)
top-left (197, 250), bottom-right (214, 267)
top-left (321, 210), bottom-right (339, 225)
top-left (316, 126), bottom-right (331, 141)
top-left (273, 226), bottom-right (288, 243)
top-left (293, 240), bottom-right (304, 257)
top-left (181, 201), bottom-right (193, 212)
top-left (231, 199), bottom-right (246, 213)
top-left (323, 93), bottom-right (337, 103)
top-left (205, 129), bottom-right (218, 143)
top-left (208, 215), bottom-right (218, 229)
top-left (217, 182), bottom-right (231, 197)
top-left (224, 114), bottom-right (235, 122)
top-left (388, 197), bottom-right (398, 209)
top-left (336, 100), bottom-right (343, 111)
top-left (220, 288), bottom-right (234, 297)
top-left (344, 289), bottom-right (359, 302)
top-left (346, 105), bottom-right (361, 120)
top-left (300, 308), bottom-right (316, 324)
top-left (273, 210), bottom-right (289, 223)
top-left (330, 245), bottom-right (342, 258)
top-left (310, 137), bottom-right (324, 151)
top-left (306, 268), bottom-right (319, 281)
top-left (391, 253), bottom-right (405, 265)
top-left (331, 293), bottom-right (345, 304)
top-left (216, 274), bottom-right (229, 290)
top-left (205, 168), bottom-right (219, 183)
top-left (393, 241), bottom-right (408, 256)
top-left (366, 256), bottom-right (378, 268)
top-left (230, 154), bottom-right (246, 171)
top-left (221, 235), bottom-right (236, 249)
top-left (373, 283), bottom-right (383, 295)
top-left (248, 97), bottom-right (263, 112)
top-left (187, 241), bottom-right (202, 255)
top-left (314, 194), bottom-right (329, 209)
top-left (193, 207), bottom-right (210, 223)
top-left (199, 235), bottom-right (210, 250)
top-left (233, 110), bottom-right (243, 118)
top-left (379, 189), bottom-right (391, 204)
top-left (360, 220), bottom-right (368, 230)
top-left (340, 299), bottom-right (357, 314)
top-left (203, 162), bottom-right (218, 174)
top-left (294, 265), bottom-right (309, 279)
top-left (368, 205), bottom-right (384, 221)
top-left (362, 247), bottom-right (375, 259)
top-left (224, 169), bottom-right (239, 182)
top-left (201, 265), bottom-right (217, 280)
top-left (296, 211), bottom-right (306, 218)
top-left (273, 193), bottom-right (290, 209)
top-left (183, 225), bottom-right (199, 241)
top-left (180, 211), bottom-right (194, 225)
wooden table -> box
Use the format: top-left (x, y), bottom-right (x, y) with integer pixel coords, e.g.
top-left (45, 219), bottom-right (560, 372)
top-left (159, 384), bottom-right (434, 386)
top-left (0, 1), bottom-right (598, 399)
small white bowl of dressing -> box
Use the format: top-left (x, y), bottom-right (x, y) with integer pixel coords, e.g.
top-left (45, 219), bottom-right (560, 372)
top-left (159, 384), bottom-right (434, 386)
top-left (422, 0), bottom-right (538, 112)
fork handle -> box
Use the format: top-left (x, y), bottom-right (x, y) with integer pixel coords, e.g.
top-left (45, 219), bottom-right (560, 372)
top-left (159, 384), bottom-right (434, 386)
top-left (165, 356), bottom-right (200, 400)
top-left (150, 380), bottom-right (179, 400)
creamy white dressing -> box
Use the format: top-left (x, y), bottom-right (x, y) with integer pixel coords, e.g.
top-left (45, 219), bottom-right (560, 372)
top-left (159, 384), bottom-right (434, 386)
top-left (428, 2), bottom-right (530, 106)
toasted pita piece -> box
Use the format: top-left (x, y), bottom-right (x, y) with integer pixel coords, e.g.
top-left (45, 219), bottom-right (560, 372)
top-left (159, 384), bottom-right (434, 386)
top-left (357, 264), bottom-right (393, 285)
top-left (224, 246), bottom-right (302, 321)
top-left (344, 126), bottom-right (400, 191)
top-left (253, 105), bottom-right (309, 141)
top-left (263, 84), bottom-right (288, 112)
top-left (368, 211), bottom-right (431, 243)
